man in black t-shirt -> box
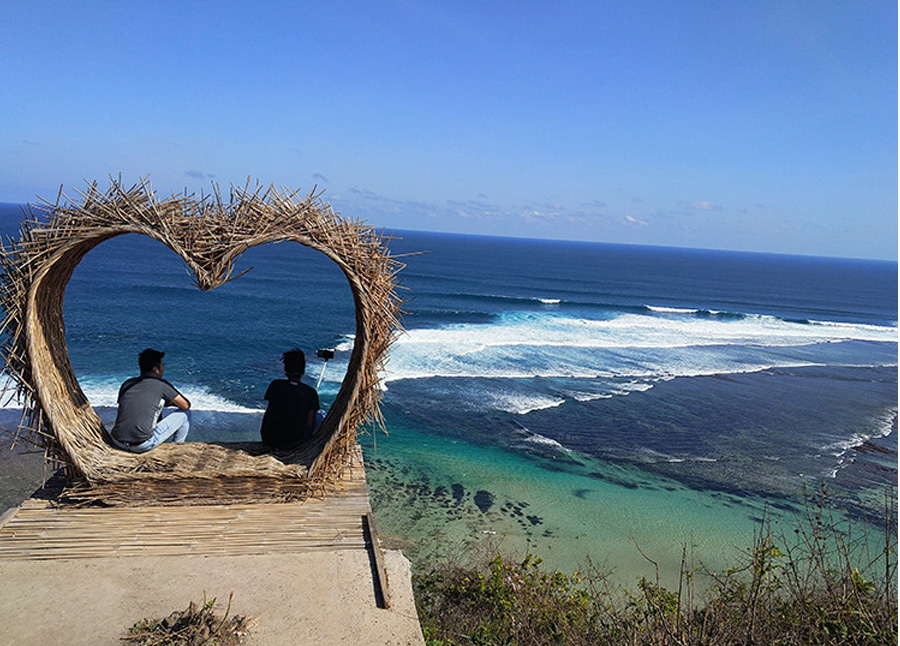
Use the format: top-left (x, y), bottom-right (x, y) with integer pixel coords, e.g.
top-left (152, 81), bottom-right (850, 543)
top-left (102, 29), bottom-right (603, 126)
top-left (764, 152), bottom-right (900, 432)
top-left (260, 348), bottom-right (320, 448)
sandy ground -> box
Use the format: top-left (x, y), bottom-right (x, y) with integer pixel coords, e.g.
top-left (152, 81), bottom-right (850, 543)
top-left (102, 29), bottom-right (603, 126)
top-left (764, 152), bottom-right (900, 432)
top-left (0, 549), bottom-right (424, 646)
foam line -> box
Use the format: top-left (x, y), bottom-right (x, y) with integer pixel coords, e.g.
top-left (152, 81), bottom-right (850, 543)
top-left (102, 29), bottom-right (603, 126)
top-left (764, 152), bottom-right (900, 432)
top-left (381, 308), bottom-right (895, 386)
top-left (646, 305), bottom-right (699, 314)
top-left (512, 420), bottom-right (574, 454)
top-left (822, 412), bottom-right (898, 478)
top-left (78, 379), bottom-right (264, 414)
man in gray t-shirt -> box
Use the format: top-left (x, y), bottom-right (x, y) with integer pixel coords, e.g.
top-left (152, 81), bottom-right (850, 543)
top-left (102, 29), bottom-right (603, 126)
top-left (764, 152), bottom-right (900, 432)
top-left (110, 348), bottom-right (191, 453)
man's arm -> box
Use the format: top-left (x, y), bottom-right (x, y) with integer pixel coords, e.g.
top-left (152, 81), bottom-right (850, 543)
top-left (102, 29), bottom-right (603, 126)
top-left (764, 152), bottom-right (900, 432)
top-left (171, 394), bottom-right (191, 410)
top-left (307, 409), bottom-right (317, 430)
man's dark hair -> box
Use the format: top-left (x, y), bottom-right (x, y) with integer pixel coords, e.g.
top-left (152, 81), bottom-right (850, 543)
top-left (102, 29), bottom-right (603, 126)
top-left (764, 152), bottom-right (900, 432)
top-left (138, 348), bottom-right (165, 374)
top-left (282, 348), bottom-right (306, 378)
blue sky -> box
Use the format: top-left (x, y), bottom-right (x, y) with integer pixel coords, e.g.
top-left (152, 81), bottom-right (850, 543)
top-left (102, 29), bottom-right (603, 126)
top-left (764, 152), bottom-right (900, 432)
top-left (1, 1), bottom-right (896, 259)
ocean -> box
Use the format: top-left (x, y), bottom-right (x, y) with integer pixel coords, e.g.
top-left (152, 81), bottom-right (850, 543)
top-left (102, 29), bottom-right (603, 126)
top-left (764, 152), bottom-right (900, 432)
top-left (0, 202), bottom-right (896, 586)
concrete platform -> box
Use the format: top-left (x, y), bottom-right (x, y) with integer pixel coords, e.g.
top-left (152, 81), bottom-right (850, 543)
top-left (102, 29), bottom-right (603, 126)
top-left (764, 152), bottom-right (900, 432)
top-left (0, 549), bottom-right (424, 645)
top-left (0, 454), bottom-right (424, 645)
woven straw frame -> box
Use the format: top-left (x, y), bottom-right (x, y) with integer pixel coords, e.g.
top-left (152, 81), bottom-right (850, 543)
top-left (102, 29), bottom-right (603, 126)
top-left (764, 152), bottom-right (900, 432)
top-left (0, 178), bottom-right (404, 505)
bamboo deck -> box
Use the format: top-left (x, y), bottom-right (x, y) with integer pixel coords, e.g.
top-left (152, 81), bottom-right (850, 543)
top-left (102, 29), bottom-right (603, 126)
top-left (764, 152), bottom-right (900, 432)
top-left (0, 449), bottom-right (374, 561)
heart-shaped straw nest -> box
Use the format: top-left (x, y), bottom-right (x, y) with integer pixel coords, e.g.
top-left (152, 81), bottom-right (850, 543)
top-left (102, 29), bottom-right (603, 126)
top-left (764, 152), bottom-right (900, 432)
top-left (0, 177), bottom-right (405, 506)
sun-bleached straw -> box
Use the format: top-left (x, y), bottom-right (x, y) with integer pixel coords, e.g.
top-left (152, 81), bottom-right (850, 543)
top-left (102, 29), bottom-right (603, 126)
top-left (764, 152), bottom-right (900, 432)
top-left (0, 177), bottom-right (405, 506)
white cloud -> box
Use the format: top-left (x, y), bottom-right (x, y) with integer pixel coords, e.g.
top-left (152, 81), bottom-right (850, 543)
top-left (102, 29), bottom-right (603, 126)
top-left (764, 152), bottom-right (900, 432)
top-left (682, 200), bottom-right (723, 211)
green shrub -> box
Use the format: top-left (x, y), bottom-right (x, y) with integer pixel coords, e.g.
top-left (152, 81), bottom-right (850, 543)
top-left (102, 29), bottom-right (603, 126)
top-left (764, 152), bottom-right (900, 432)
top-left (413, 488), bottom-right (897, 646)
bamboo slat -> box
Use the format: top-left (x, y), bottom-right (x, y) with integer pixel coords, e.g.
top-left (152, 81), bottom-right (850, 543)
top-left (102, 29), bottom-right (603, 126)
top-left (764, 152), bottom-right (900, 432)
top-left (0, 448), bottom-right (375, 561)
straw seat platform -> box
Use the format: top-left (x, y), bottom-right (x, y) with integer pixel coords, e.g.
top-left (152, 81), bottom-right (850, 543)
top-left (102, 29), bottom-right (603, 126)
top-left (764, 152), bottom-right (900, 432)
top-left (0, 446), bottom-right (372, 559)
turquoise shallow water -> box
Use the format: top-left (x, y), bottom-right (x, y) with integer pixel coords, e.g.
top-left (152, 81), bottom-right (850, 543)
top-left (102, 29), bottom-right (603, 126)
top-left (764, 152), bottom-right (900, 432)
top-left (363, 412), bottom-right (895, 589)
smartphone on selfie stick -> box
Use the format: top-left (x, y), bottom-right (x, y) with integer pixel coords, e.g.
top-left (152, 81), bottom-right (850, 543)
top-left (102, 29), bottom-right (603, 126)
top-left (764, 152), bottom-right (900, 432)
top-left (316, 348), bottom-right (335, 390)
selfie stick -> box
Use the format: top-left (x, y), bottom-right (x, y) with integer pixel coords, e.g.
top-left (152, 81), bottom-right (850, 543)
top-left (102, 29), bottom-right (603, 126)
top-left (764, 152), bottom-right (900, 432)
top-left (316, 348), bottom-right (335, 390)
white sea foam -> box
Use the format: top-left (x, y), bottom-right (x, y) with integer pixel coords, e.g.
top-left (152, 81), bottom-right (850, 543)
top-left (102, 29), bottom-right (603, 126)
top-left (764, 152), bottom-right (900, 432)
top-left (334, 335), bottom-right (356, 352)
top-left (485, 391), bottom-right (566, 415)
top-left (389, 311), bottom-right (895, 364)
top-left (480, 293), bottom-right (564, 306)
top-left (823, 433), bottom-right (872, 457)
top-left (377, 307), bottom-right (895, 416)
top-left (821, 411), bottom-right (898, 478)
top-left (646, 305), bottom-right (699, 315)
top-left (182, 389), bottom-right (264, 414)
top-left (608, 381), bottom-right (655, 396)
top-left (571, 391), bottom-right (613, 402)
top-left (811, 319), bottom-right (899, 332)
top-left (382, 344), bottom-right (843, 385)
top-left (522, 433), bottom-right (566, 449)
top-left (512, 421), bottom-right (572, 453)
top-left (70, 378), bottom-right (265, 414)
top-left (565, 382), bottom-right (655, 403)
top-left (636, 447), bottom-right (718, 464)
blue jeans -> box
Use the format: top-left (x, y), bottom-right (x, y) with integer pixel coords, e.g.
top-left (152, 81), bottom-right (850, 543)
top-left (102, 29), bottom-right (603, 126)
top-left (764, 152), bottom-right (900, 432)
top-left (112, 410), bottom-right (191, 453)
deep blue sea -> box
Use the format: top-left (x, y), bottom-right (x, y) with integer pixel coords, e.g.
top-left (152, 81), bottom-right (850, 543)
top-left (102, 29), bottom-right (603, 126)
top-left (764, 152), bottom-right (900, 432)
top-left (0, 202), bottom-right (896, 585)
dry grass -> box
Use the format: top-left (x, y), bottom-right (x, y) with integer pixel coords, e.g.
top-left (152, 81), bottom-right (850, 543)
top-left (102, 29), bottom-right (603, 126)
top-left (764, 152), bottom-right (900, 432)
top-left (124, 593), bottom-right (257, 646)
